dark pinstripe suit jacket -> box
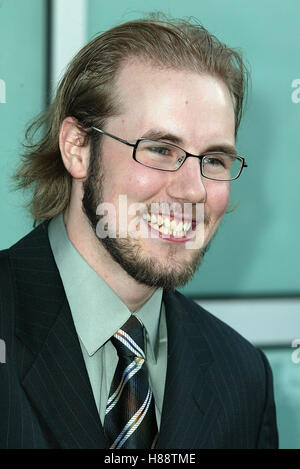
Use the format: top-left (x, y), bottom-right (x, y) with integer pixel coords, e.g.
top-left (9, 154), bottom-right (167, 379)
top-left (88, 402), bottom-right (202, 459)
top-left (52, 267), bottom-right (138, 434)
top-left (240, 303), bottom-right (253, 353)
top-left (0, 222), bottom-right (278, 449)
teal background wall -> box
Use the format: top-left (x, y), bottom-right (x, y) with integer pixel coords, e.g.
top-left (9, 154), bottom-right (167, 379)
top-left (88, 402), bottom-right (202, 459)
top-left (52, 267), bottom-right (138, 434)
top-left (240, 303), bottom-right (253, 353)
top-left (0, 0), bottom-right (299, 449)
top-left (0, 0), bottom-right (48, 247)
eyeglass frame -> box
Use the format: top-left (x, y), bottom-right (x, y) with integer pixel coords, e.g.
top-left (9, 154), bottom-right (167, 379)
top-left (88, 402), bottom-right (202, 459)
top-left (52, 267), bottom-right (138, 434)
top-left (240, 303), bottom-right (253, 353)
top-left (91, 126), bottom-right (248, 181)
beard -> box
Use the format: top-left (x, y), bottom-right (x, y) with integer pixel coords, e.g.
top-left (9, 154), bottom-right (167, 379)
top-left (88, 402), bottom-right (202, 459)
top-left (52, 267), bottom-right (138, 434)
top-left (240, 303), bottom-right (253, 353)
top-left (97, 235), bottom-right (207, 291)
top-left (82, 151), bottom-right (211, 291)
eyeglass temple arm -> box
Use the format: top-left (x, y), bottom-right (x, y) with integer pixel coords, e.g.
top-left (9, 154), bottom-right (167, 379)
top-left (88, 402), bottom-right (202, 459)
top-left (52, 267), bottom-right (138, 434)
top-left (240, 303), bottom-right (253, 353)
top-left (91, 127), bottom-right (135, 148)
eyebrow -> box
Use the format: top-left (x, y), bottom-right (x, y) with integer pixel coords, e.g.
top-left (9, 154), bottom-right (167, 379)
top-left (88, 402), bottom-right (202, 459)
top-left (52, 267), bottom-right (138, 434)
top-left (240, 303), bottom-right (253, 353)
top-left (204, 144), bottom-right (238, 155)
top-left (141, 129), bottom-right (237, 155)
top-left (141, 129), bottom-right (183, 145)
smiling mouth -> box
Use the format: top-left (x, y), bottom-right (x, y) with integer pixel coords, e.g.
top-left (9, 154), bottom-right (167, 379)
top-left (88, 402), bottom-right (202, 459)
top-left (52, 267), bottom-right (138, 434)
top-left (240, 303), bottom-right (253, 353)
top-left (142, 212), bottom-right (197, 240)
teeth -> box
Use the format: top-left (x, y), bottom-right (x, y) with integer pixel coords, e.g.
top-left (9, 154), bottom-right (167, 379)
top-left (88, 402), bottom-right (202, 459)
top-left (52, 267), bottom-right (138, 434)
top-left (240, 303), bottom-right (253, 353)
top-left (157, 214), bottom-right (163, 226)
top-left (151, 214), bottom-right (157, 224)
top-left (142, 213), bottom-right (151, 222)
top-left (170, 220), bottom-right (176, 231)
top-left (145, 213), bottom-right (193, 237)
top-left (164, 217), bottom-right (170, 228)
top-left (173, 226), bottom-right (183, 237)
top-left (176, 221), bottom-right (183, 232)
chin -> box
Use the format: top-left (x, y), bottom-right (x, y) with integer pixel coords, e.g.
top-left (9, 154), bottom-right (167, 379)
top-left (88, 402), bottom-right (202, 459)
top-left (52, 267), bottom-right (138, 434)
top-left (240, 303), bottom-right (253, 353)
top-left (99, 232), bottom-right (206, 290)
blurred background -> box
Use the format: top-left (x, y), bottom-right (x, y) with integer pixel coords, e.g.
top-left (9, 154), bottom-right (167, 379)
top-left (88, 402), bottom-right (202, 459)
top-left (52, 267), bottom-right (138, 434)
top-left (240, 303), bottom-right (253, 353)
top-left (0, 0), bottom-right (299, 448)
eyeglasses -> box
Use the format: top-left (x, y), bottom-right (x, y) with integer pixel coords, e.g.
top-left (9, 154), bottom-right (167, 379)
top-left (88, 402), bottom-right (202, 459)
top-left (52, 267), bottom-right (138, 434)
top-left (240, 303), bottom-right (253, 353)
top-left (91, 127), bottom-right (248, 181)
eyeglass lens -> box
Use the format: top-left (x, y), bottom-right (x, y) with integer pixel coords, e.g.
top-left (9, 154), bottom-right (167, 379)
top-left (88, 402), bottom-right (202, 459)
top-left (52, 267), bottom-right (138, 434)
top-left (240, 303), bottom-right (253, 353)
top-left (135, 140), bottom-right (242, 180)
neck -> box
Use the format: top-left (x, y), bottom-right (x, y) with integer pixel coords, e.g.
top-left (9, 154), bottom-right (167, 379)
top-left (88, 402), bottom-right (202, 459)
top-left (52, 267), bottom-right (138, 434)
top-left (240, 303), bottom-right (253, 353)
top-left (63, 206), bottom-right (156, 312)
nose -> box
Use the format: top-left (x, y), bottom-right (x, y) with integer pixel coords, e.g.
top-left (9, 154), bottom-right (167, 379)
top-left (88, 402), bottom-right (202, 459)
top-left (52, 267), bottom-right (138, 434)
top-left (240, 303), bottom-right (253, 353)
top-left (166, 156), bottom-right (207, 204)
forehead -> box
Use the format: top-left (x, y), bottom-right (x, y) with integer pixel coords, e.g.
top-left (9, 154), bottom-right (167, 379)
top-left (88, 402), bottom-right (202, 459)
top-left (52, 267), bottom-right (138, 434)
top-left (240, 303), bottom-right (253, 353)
top-left (111, 60), bottom-right (235, 146)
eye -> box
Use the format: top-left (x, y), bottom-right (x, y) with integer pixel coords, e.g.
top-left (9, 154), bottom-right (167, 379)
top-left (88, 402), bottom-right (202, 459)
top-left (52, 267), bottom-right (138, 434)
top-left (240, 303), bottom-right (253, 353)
top-left (148, 145), bottom-right (172, 156)
top-left (138, 140), bottom-right (184, 169)
top-left (204, 156), bottom-right (226, 168)
top-left (203, 154), bottom-right (236, 170)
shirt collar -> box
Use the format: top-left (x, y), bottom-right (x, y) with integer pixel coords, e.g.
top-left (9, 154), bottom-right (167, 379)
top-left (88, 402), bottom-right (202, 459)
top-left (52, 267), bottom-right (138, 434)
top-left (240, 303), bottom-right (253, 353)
top-left (48, 213), bottom-right (163, 360)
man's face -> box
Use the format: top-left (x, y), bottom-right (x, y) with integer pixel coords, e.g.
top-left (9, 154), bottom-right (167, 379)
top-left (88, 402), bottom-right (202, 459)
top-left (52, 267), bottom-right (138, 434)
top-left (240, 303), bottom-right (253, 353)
top-left (83, 60), bottom-right (236, 290)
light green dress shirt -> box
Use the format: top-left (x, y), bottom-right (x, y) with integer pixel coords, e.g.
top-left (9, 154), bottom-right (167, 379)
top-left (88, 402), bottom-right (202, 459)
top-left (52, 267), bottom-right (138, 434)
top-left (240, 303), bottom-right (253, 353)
top-left (48, 213), bottom-right (167, 428)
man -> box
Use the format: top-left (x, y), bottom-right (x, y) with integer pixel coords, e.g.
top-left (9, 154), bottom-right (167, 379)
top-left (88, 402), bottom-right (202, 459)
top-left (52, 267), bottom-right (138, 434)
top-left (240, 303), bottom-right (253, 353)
top-left (0, 15), bottom-right (278, 449)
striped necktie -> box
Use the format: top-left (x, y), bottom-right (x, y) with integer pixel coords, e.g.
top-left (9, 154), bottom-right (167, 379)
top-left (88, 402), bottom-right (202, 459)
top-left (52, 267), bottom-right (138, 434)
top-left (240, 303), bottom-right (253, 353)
top-left (104, 315), bottom-right (158, 449)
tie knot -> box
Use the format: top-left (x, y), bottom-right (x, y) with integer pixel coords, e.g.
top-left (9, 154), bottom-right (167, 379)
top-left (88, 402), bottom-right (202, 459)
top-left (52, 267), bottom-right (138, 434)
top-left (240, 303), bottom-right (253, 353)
top-left (111, 315), bottom-right (145, 359)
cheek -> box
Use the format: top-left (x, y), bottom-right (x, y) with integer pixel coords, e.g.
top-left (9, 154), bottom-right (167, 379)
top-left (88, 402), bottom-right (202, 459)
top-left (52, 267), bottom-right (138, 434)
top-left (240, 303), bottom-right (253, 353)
top-left (205, 181), bottom-right (230, 218)
top-left (121, 162), bottom-right (165, 201)
top-left (104, 157), bottom-right (165, 202)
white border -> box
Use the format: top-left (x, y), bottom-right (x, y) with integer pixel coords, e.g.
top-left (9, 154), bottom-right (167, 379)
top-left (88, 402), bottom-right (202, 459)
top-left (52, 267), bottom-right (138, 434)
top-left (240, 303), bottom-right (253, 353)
top-left (196, 298), bottom-right (300, 347)
top-left (0, 79), bottom-right (6, 103)
top-left (50, 0), bottom-right (87, 97)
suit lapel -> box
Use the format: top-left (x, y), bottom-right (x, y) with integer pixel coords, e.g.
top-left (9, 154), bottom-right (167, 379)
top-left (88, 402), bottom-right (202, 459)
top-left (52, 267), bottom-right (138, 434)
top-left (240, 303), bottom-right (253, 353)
top-left (12, 222), bottom-right (107, 448)
top-left (157, 291), bottom-right (221, 449)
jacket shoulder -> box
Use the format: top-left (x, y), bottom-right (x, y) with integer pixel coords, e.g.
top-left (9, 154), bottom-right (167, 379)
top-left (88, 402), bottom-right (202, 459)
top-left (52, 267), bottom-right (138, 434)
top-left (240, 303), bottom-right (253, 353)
top-left (168, 290), bottom-right (278, 448)
top-left (169, 289), bottom-right (264, 361)
top-left (7, 221), bottom-right (50, 252)
top-left (0, 220), bottom-right (54, 324)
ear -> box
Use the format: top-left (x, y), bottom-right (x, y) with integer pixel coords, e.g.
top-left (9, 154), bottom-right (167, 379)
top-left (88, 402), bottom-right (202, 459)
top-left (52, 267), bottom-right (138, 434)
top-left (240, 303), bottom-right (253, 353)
top-left (59, 117), bottom-right (90, 179)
